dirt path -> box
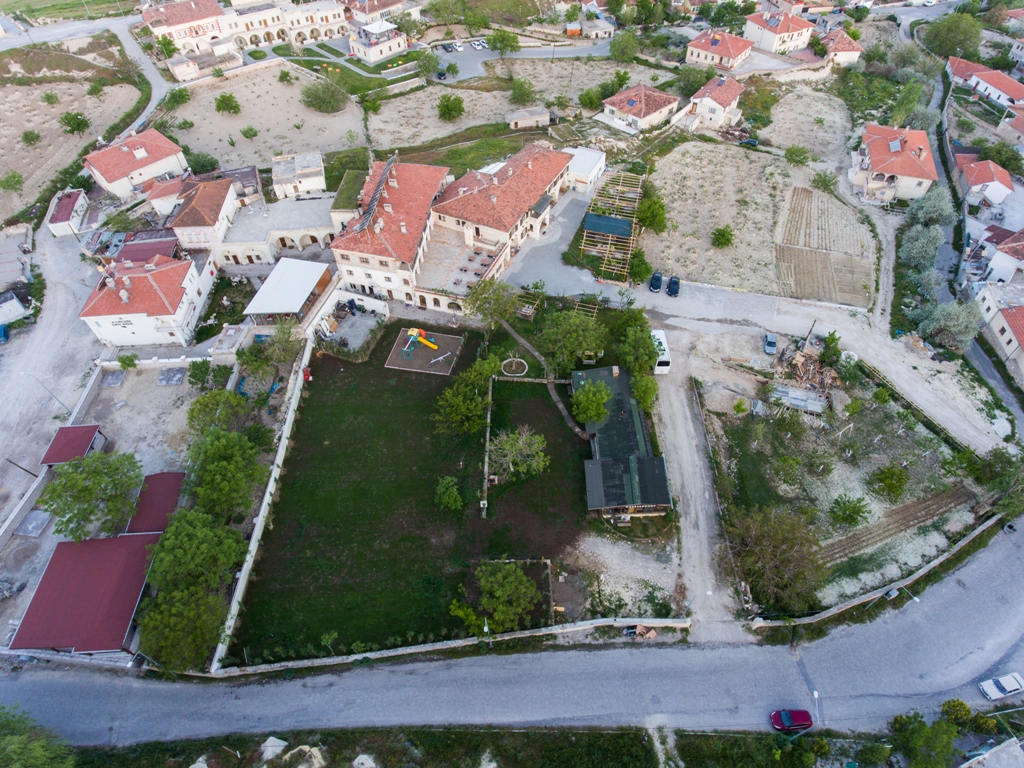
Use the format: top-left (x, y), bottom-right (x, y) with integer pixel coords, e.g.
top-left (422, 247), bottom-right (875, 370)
top-left (652, 326), bottom-right (752, 644)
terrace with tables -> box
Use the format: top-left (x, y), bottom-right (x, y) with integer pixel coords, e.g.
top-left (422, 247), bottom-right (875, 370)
top-left (417, 226), bottom-right (509, 297)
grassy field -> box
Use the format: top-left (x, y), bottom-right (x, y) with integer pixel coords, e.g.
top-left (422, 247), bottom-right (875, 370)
top-left (348, 49), bottom-right (424, 74)
top-left (291, 57), bottom-right (389, 94)
top-left (323, 146), bottom-right (371, 191)
top-left (0, 0), bottom-right (123, 19)
top-left (77, 727), bottom-right (657, 768)
top-left (230, 323), bottom-right (586, 665)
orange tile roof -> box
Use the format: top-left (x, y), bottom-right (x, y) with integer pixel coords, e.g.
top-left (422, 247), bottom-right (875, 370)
top-left (432, 144), bottom-right (571, 235)
top-left (330, 162), bottom-right (448, 265)
top-left (821, 28), bottom-right (863, 54)
top-left (1003, 305), bottom-right (1024, 342)
top-left (691, 76), bottom-right (745, 109)
top-left (80, 255), bottom-right (192, 319)
top-left (745, 11), bottom-right (814, 34)
top-left (963, 160), bottom-right (1014, 189)
top-left (1007, 8), bottom-right (1024, 19)
top-left (167, 178), bottom-right (233, 228)
top-left (994, 227), bottom-right (1024, 260)
top-left (947, 56), bottom-right (992, 82)
top-left (1008, 105), bottom-right (1024, 135)
top-left (603, 83), bottom-right (680, 120)
top-left (85, 130), bottom-right (183, 184)
top-left (861, 124), bottom-right (939, 182)
top-left (687, 30), bottom-right (754, 59)
top-left (146, 176), bottom-right (184, 202)
top-left (142, 0), bottom-right (222, 28)
top-left (352, 0), bottom-right (404, 13)
top-left (972, 69), bottom-right (1024, 102)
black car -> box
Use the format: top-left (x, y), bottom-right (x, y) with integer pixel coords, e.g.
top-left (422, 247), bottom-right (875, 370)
top-left (436, 69), bottom-right (447, 80)
top-left (667, 276), bottom-right (680, 297)
top-left (441, 43), bottom-right (455, 52)
top-left (649, 271), bottom-right (663, 292)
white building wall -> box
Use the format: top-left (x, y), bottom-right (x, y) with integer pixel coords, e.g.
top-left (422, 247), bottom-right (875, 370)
top-left (91, 152), bottom-right (189, 199)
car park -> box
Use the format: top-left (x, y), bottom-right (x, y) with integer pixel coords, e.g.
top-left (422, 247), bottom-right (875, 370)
top-left (764, 332), bottom-right (777, 355)
top-left (770, 710), bottom-right (812, 732)
top-left (471, 40), bottom-right (483, 50)
top-left (453, 40), bottom-right (464, 51)
top-left (649, 271), bottom-right (663, 292)
top-left (667, 276), bottom-right (680, 297)
top-left (980, 673), bottom-right (1024, 701)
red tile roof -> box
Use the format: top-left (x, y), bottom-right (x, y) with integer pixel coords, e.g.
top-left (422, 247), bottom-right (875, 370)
top-left (745, 11), bottom-right (814, 33)
top-left (821, 28), bottom-right (863, 55)
top-left (994, 228), bottom-right (1024, 260)
top-left (126, 472), bottom-right (185, 534)
top-left (1003, 304), bottom-right (1024, 342)
top-left (40, 425), bottom-right (101, 466)
top-left (10, 535), bottom-right (160, 653)
top-left (168, 178), bottom-right (233, 228)
top-left (49, 189), bottom-right (83, 225)
top-left (603, 83), bottom-right (680, 120)
top-left (691, 76), bottom-right (745, 109)
top-left (947, 56), bottom-right (992, 82)
top-left (984, 225), bottom-right (1016, 246)
top-left (80, 255), bottom-right (192, 319)
top-left (146, 176), bottom-right (185, 202)
top-left (353, 0), bottom-right (404, 14)
top-left (142, 0), bottom-right (222, 28)
top-left (687, 30), bottom-right (754, 59)
top-left (85, 130), bottom-right (184, 185)
top-left (1007, 8), bottom-right (1024, 20)
top-left (962, 159), bottom-right (1014, 189)
top-left (861, 124), bottom-right (939, 182)
top-left (1007, 105), bottom-right (1024, 135)
top-left (330, 162), bottom-right (448, 265)
top-left (432, 144), bottom-right (571, 235)
top-left (972, 69), bottom-right (1024, 102)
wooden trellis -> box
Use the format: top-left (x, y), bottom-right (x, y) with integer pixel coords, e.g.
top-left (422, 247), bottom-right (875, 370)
top-left (579, 172), bottom-right (644, 283)
top-left (573, 299), bottom-right (600, 318)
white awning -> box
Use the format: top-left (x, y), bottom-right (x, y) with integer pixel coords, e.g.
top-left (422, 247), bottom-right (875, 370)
top-left (244, 258), bottom-right (330, 315)
top-left (363, 19), bottom-right (396, 34)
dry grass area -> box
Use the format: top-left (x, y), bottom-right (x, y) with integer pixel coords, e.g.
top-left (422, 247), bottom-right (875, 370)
top-left (0, 82), bottom-right (137, 221)
top-left (491, 58), bottom-right (664, 101)
top-left (759, 86), bottom-right (850, 162)
top-left (368, 86), bottom-right (511, 148)
top-left (857, 19), bottom-right (899, 49)
top-left (166, 65), bottom-right (365, 169)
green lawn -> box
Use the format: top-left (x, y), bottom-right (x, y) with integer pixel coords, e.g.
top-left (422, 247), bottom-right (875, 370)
top-left (247, 49), bottom-right (267, 60)
top-left (272, 43), bottom-right (328, 58)
top-left (346, 49), bottom-right (424, 74)
top-left (316, 41), bottom-right (345, 57)
top-left (381, 122), bottom-right (550, 175)
top-left (290, 57), bottom-right (386, 93)
top-left (324, 146), bottom-right (371, 191)
top-left (333, 167), bottom-right (365, 208)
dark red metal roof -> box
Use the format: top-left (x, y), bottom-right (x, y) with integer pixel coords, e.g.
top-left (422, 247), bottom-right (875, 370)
top-left (49, 190), bottom-right (83, 224)
top-left (126, 472), bottom-right (185, 534)
top-left (10, 534), bottom-right (159, 653)
top-left (39, 425), bottom-right (101, 466)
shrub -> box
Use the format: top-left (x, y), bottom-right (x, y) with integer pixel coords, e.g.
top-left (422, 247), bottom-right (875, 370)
top-left (164, 87), bottom-right (191, 109)
top-left (87, 80), bottom-right (104, 99)
top-left (212, 67), bottom-right (225, 77)
top-left (578, 87), bottom-right (602, 110)
top-left (811, 170), bottom-right (838, 195)
top-left (631, 374), bottom-right (658, 412)
top-left (41, 90), bottom-right (59, 105)
top-left (301, 78), bottom-right (348, 113)
top-left (627, 248), bottom-right (653, 283)
top-left (58, 111), bottom-right (90, 135)
top-left (510, 77), bottom-right (536, 105)
top-left (435, 476), bottom-right (462, 511)
top-left (214, 93), bottom-right (241, 115)
top-left (856, 743), bottom-right (891, 767)
top-left (240, 125), bottom-right (258, 140)
top-left (244, 422), bottom-right (275, 451)
top-left (118, 353), bottom-right (139, 370)
top-left (177, 118), bottom-right (195, 131)
top-left (637, 184), bottom-right (667, 233)
top-left (185, 149), bottom-right (219, 174)
top-left (279, 69), bottom-right (294, 84)
top-left (711, 225), bottom-right (734, 248)
top-left (610, 29), bottom-right (640, 61)
top-left (21, 129), bottom-right (41, 146)
top-left (0, 171), bottom-right (24, 194)
top-left (829, 495), bottom-right (870, 527)
top-left (870, 462), bottom-right (910, 504)
top-left (784, 144), bottom-right (810, 166)
top-left (437, 92), bottom-right (465, 121)
top-left (187, 359), bottom-right (211, 390)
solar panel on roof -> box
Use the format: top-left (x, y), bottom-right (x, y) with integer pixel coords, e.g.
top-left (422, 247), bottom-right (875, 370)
top-left (767, 17), bottom-right (780, 26)
top-left (351, 153), bottom-right (396, 234)
top-left (711, 34), bottom-right (720, 45)
top-left (627, 98), bottom-right (637, 107)
top-left (888, 138), bottom-right (902, 153)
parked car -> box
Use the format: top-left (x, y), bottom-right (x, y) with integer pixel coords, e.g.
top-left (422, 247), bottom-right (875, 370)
top-left (770, 710), bottom-right (813, 732)
top-left (453, 40), bottom-right (464, 51)
top-left (923, 0), bottom-right (935, 5)
top-left (980, 673), bottom-right (1024, 701)
top-left (441, 43), bottom-right (454, 52)
top-left (764, 332), bottom-right (777, 355)
top-left (649, 271), bottom-right (663, 292)
top-left (437, 69), bottom-right (447, 80)
top-left (471, 40), bottom-right (483, 50)
top-left (480, 38), bottom-right (489, 48)
top-left (739, 138), bottom-right (758, 147)
top-left (667, 275), bottom-right (680, 297)
top-left (0, 324), bottom-right (8, 345)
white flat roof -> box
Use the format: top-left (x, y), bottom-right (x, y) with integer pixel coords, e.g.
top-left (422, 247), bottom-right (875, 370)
top-left (363, 19), bottom-right (396, 33)
top-left (244, 258), bottom-right (330, 315)
top-left (564, 146), bottom-right (606, 177)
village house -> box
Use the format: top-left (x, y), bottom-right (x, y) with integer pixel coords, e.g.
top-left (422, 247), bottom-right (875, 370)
top-left (349, 19), bottom-right (407, 65)
top-left (141, 0), bottom-right (226, 55)
top-left (997, 104), bottom-right (1024, 146)
top-left (580, 16), bottom-right (614, 38)
top-left (167, 178), bottom-right (240, 248)
top-left (1006, 7), bottom-right (1024, 34)
top-left (505, 106), bottom-right (553, 130)
top-left (946, 56), bottom-right (993, 87)
top-left (45, 189), bottom-right (89, 238)
top-left (166, 37), bottom-right (244, 82)
top-left (78, 255), bottom-right (208, 347)
top-left (685, 29), bottom-right (754, 70)
top-left (975, 274), bottom-right (1024, 385)
top-left (600, 82), bottom-right (680, 133)
top-left (819, 28), bottom-right (863, 66)
top-left (562, 146), bottom-right (607, 192)
top-left (743, 12), bottom-right (814, 55)
top-left (957, 157), bottom-right (1014, 206)
top-left (1011, 38), bottom-right (1024, 69)
top-left (848, 124), bottom-right (938, 203)
top-left (962, 224), bottom-right (1024, 287)
top-left (760, 0), bottom-right (807, 15)
top-left (272, 152), bottom-right (326, 199)
top-left (210, 194), bottom-right (337, 266)
top-left (969, 69), bottom-right (1024, 107)
top-left (673, 75), bottom-right (745, 131)
top-left (84, 130), bottom-right (188, 200)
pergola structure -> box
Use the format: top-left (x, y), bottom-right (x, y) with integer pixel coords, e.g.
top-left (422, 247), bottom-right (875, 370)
top-left (580, 172), bottom-right (644, 282)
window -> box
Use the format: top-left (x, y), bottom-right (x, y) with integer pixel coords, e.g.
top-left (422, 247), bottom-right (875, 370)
top-left (1009, 338), bottom-right (1015, 346)
top-left (379, 260), bottom-right (389, 267)
top-left (384, 276), bottom-right (392, 283)
top-left (916, 181), bottom-right (924, 187)
top-left (365, 272), bottom-right (372, 279)
top-left (1000, 326), bottom-right (1007, 336)
top-left (339, 254), bottom-right (350, 260)
top-left (438, 214), bottom-right (446, 222)
top-left (403, 279), bottom-right (410, 286)
top-left (346, 269), bottom-right (354, 275)
top-left (359, 257), bottom-right (370, 264)
top-left (433, 297), bottom-right (441, 307)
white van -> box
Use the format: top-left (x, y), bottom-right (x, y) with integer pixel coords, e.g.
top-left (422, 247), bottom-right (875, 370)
top-left (651, 330), bottom-right (671, 375)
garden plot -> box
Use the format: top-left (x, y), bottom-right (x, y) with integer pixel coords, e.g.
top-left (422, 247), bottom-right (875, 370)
top-left (0, 82), bottom-right (137, 221)
top-left (166, 66), bottom-right (365, 169)
top-left (759, 86), bottom-right (850, 162)
top-left (368, 87), bottom-right (512, 149)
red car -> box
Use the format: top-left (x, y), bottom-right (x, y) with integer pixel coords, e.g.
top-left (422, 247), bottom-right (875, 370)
top-left (770, 710), bottom-right (813, 732)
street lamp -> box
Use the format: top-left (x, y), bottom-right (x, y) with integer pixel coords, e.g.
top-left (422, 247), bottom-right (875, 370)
top-left (900, 583), bottom-right (920, 603)
top-left (483, 617), bottom-right (492, 648)
top-left (20, 372), bottom-right (71, 415)
top-left (813, 690), bottom-right (819, 725)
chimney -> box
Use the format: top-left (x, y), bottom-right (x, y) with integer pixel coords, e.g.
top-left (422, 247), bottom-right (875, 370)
top-left (918, 145), bottom-right (926, 158)
top-left (492, 176), bottom-right (498, 185)
top-left (612, 365), bottom-right (620, 377)
top-left (400, 222), bottom-right (407, 234)
top-left (528, 160), bottom-right (533, 170)
top-left (119, 289), bottom-right (130, 303)
top-left (490, 194), bottom-right (497, 204)
top-left (123, 260), bottom-right (134, 268)
top-left (123, 276), bottom-right (132, 287)
top-left (105, 277), bottom-right (116, 289)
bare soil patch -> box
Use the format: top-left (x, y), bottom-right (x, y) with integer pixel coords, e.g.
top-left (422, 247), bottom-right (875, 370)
top-left (857, 19), bottom-right (899, 50)
top-left (0, 82), bottom-right (137, 221)
top-left (167, 65), bottom-right (365, 170)
top-left (490, 58), bottom-right (663, 102)
top-left (759, 86), bottom-right (851, 162)
top-left (369, 86), bottom-right (511, 149)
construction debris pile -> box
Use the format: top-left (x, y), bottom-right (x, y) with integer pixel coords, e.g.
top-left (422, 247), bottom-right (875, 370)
top-left (775, 343), bottom-right (840, 391)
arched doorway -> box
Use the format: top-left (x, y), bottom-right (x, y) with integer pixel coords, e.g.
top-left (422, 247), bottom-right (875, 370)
top-left (419, 296), bottom-right (426, 307)
top-left (337, 26), bottom-right (346, 36)
top-left (279, 236), bottom-right (298, 249)
top-left (309, 28), bottom-right (321, 40)
top-left (294, 31), bottom-right (307, 43)
top-left (324, 28), bottom-right (333, 39)
top-left (277, 29), bottom-right (288, 41)
top-left (263, 31), bottom-right (274, 43)
top-left (249, 34), bottom-right (261, 46)
top-left (235, 36), bottom-right (247, 48)
top-left (299, 234), bottom-right (319, 249)
top-left (447, 302), bottom-right (461, 311)
top-left (432, 298), bottom-right (441, 307)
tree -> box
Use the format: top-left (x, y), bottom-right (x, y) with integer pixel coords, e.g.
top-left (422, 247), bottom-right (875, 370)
top-left (211, 67), bottom-right (225, 78)
top-left (490, 424), bottom-right (550, 479)
top-left (188, 428), bottom-right (268, 520)
top-left (572, 379), bottom-right (612, 423)
top-left (118, 353), bottom-right (140, 370)
top-left (979, 140), bottom-right (1024, 177)
top-left (41, 90), bottom-right (58, 105)
top-left (445, 61), bottom-right (459, 77)
top-left (829, 495), bottom-right (870, 527)
top-left (675, 64), bottom-right (718, 99)
top-left (870, 462), bottom-right (910, 504)
top-left (434, 355), bottom-right (501, 436)
top-left (820, 330), bottom-right (841, 366)
top-left (0, 171), bottom-right (23, 194)
top-left (164, 87), bottom-right (191, 109)
top-left (240, 124), bottom-right (259, 140)
top-left (906, 186), bottom-right (955, 228)
top-left (435, 476), bottom-right (462, 511)
top-left (486, 30), bottom-right (521, 58)
top-left (58, 111), bottom-right (90, 135)
top-left (476, 561), bottom-right (540, 632)
top-left (279, 69), bottom-right (294, 85)
top-left (510, 77), bottom-right (536, 105)
top-left (899, 224), bottom-right (944, 272)
top-left (890, 710), bottom-right (959, 768)
top-left (607, 0), bottom-right (624, 16)
top-left (924, 12), bottom-right (981, 57)
top-left (711, 225), bottom-right (734, 248)
top-left (628, 248), bottom-right (653, 283)
top-left (939, 699), bottom-right (972, 729)
top-left (300, 79), bottom-right (348, 113)
top-left (87, 80), bottom-right (104, 99)
top-left (917, 300), bottom-right (982, 349)
top-left (637, 188), bottom-right (667, 233)
top-left (215, 93), bottom-right (241, 115)
top-left (890, 81), bottom-right (923, 128)
top-left (727, 507), bottom-right (825, 613)
top-left (417, 50), bottom-right (441, 79)
top-left (811, 170), bottom-right (838, 196)
top-left (565, 3), bottom-right (581, 21)
top-left (610, 29), bottom-right (640, 61)
top-left (188, 359), bottom-right (211, 390)
top-left (784, 145), bottom-right (810, 166)
top-left (156, 34), bottom-right (179, 58)
top-left (21, 129), bottom-right (41, 146)
top-left (462, 278), bottom-right (519, 326)
top-left (425, 0), bottom-right (465, 25)
top-left (906, 106), bottom-right (941, 132)
top-left (148, 509), bottom-right (246, 594)
top-left (185, 150), bottom-right (219, 174)
top-left (618, 324), bottom-right (658, 376)
top-left (536, 311), bottom-right (608, 375)
top-left (39, 451), bottom-right (144, 541)
top-left (139, 586), bottom-right (230, 671)
top-left (437, 92), bottom-right (465, 121)
top-left (464, 7), bottom-right (489, 34)
top-left (856, 743), bottom-right (891, 767)
top-left (114, 55), bottom-right (143, 82)
top-left (187, 389), bottom-right (251, 435)
top-left (848, 4), bottom-right (870, 20)
top-left (267, 317), bottom-right (302, 365)
top-left (631, 374), bottom-right (659, 412)
top-left (0, 705), bottom-right (74, 768)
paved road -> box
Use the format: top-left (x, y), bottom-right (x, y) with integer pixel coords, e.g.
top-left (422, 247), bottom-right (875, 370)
top-left (883, 1), bottom-right (957, 42)
top-left (435, 38), bottom-right (611, 81)
top-left (4, 520), bottom-right (1022, 746)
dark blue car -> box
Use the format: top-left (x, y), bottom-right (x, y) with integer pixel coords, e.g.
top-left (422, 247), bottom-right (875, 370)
top-left (649, 271), bottom-right (663, 292)
top-left (667, 276), bottom-right (680, 297)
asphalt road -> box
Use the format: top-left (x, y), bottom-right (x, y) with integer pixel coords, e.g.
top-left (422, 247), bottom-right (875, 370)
top-left (435, 38), bottom-right (611, 80)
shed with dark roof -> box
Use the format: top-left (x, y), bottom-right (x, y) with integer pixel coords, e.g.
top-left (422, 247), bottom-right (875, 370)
top-left (40, 425), bottom-right (107, 466)
top-left (126, 472), bottom-right (185, 534)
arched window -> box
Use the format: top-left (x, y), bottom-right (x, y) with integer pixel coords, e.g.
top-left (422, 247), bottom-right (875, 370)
top-left (432, 298), bottom-right (441, 307)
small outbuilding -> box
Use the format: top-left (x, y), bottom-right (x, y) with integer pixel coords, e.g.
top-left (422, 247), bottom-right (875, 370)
top-left (45, 189), bottom-right (88, 238)
top-left (272, 152), bottom-right (326, 199)
top-left (126, 472), bottom-right (186, 534)
top-left (0, 290), bottom-right (30, 324)
top-left (40, 425), bottom-right (107, 467)
top-left (505, 106), bottom-right (553, 130)
top-left (562, 146), bottom-right (607, 192)
top-left (244, 257), bottom-right (333, 326)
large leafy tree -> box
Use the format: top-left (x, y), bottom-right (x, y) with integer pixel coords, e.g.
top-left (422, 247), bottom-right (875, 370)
top-left (267, 317), bottom-right (302, 365)
top-left (916, 301), bottom-right (982, 349)
top-left (675, 64), bottom-right (718, 99)
top-left (0, 705), bottom-right (74, 768)
top-left (536, 311), bottom-right (608, 375)
top-left (300, 79), bottom-right (348, 113)
top-left (147, 509), bottom-right (246, 594)
top-left (462, 278), bottom-right (519, 327)
top-left (434, 355), bottom-right (502, 436)
top-left (617, 323), bottom-right (657, 374)
top-left (898, 224), bottom-right (944, 272)
top-left (437, 92), bottom-right (465, 121)
top-left (610, 29), bottom-right (640, 62)
top-left (188, 428), bottom-right (268, 520)
top-left (186, 389), bottom-right (251, 436)
top-left (924, 12), bottom-right (981, 58)
top-left (572, 380), bottom-right (611, 424)
top-left (486, 29), bottom-right (521, 58)
top-left (979, 140), bottom-right (1024, 177)
top-left (156, 34), bottom-right (178, 58)
top-left (139, 586), bottom-right (231, 671)
top-left (417, 50), bottom-right (440, 80)
top-left (490, 424), bottom-right (550, 480)
top-left (906, 186), bottom-right (955, 228)
top-left (40, 451), bottom-right (144, 541)
top-left (425, 0), bottom-right (465, 25)
top-left (631, 373), bottom-right (658, 412)
top-left (889, 710), bottom-right (959, 768)
top-left (476, 561), bottom-right (540, 632)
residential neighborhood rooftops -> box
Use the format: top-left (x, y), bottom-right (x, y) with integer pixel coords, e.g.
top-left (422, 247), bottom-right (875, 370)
top-left (1003, 304), bottom-right (1024, 342)
top-left (947, 55), bottom-right (992, 81)
top-left (244, 258), bottom-right (331, 315)
top-left (126, 472), bottom-right (185, 534)
top-left (686, 29), bottom-right (754, 59)
top-left (745, 11), bottom-right (814, 33)
top-left (691, 76), bottom-right (745, 108)
top-left (961, 159), bottom-right (1014, 190)
top-left (993, 227), bottom-right (1024, 261)
top-left (9, 534), bottom-right (160, 653)
top-left (433, 143), bottom-right (571, 235)
top-left (40, 424), bottom-right (102, 466)
top-left (145, 175), bottom-right (185, 203)
top-left (167, 178), bottom-right (234, 228)
top-left (272, 151), bottom-right (324, 185)
top-left (112, 233), bottom-right (180, 265)
top-left (603, 83), bottom-right (680, 119)
top-left (48, 189), bottom-right (83, 225)
top-left (972, 69), bottom-right (1024, 102)
top-left (142, 0), bottom-right (222, 27)
top-left (821, 28), bottom-right (863, 54)
top-left (330, 161), bottom-right (448, 264)
top-left (79, 255), bottom-right (192, 319)
top-left (84, 129), bottom-right (183, 184)
top-left (861, 124), bottom-right (938, 181)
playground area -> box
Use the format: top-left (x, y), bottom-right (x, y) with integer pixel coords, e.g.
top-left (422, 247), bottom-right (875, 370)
top-left (384, 328), bottom-right (464, 376)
